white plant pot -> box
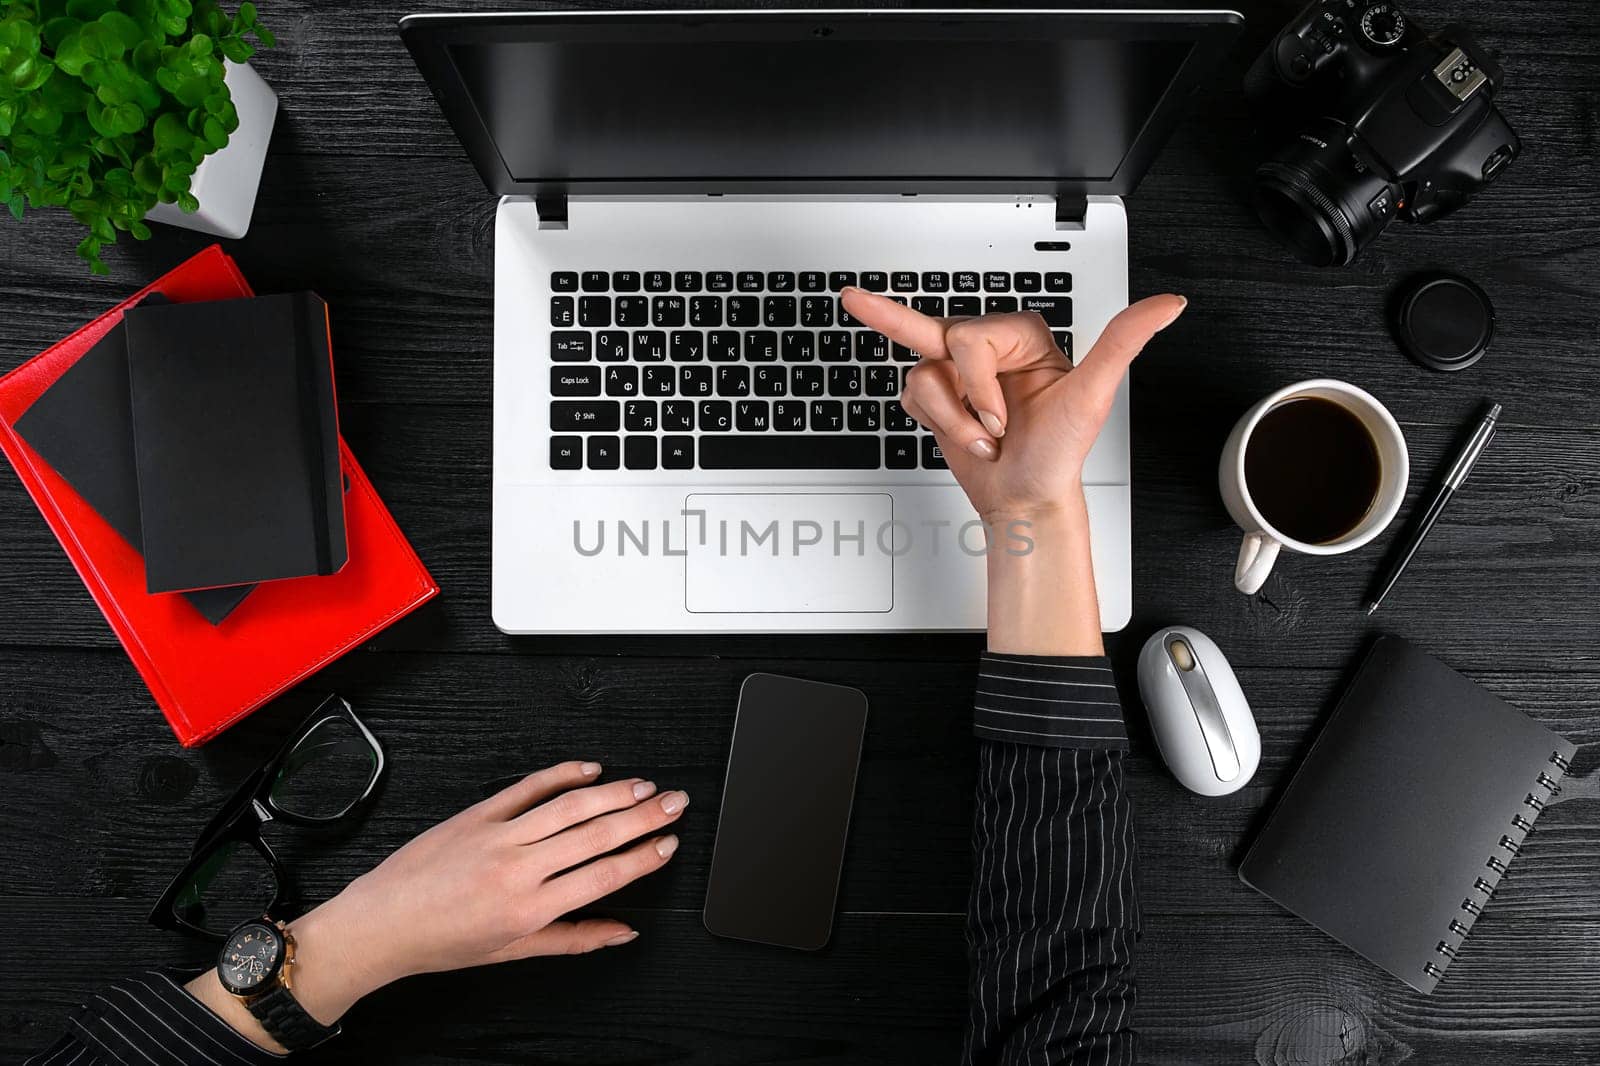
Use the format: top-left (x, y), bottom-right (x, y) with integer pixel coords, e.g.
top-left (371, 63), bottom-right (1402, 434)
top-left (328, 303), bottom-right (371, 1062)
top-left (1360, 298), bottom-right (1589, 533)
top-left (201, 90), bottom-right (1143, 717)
top-left (145, 61), bottom-right (278, 240)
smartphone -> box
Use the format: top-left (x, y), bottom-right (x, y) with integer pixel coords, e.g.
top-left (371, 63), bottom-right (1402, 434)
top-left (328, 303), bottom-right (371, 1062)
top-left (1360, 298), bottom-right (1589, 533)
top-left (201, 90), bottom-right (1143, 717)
top-left (703, 673), bottom-right (869, 951)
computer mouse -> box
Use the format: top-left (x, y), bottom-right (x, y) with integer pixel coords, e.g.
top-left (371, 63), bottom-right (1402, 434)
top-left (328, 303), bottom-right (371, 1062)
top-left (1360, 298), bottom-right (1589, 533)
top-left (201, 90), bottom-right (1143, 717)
top-left (1136, 626), bottom-right (1259, 797)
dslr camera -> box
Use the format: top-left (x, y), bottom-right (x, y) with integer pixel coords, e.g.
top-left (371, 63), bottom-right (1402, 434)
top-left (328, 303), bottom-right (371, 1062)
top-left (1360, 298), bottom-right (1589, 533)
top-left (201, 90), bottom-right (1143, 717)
top-left (1246, 1), bottom-right (1520, 265)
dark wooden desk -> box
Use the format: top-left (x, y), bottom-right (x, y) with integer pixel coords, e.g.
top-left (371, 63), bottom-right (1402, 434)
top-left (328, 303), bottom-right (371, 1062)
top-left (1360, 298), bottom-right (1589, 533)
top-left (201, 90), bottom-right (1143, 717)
top-left (2, 3), bottom-right (1596, 1063)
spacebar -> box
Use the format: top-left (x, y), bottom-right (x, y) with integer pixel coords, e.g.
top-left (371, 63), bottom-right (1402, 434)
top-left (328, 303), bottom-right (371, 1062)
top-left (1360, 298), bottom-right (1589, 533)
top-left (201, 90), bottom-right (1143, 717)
top-left (698, 435), bottom-right (880, 469)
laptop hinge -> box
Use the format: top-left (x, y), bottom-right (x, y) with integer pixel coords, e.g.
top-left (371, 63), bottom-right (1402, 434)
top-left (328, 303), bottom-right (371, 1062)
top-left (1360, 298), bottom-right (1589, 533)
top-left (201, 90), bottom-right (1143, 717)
top-left (1055, 195), bottom-right (1088, 231)
top-left (536, 193), bottom-right (569, 230)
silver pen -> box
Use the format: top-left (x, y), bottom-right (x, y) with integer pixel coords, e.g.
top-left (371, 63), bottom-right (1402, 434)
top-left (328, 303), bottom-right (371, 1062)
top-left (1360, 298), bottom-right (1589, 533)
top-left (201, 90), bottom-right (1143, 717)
top-left (1364, 403), bottom-right (1501, 615)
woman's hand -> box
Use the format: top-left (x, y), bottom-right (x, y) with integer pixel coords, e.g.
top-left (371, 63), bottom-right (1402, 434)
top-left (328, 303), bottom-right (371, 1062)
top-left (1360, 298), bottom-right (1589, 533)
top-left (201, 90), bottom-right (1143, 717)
top-left (840, 288), bottom-right (1186, 523)
top-left (191, 762), bottom-right (687, 1047)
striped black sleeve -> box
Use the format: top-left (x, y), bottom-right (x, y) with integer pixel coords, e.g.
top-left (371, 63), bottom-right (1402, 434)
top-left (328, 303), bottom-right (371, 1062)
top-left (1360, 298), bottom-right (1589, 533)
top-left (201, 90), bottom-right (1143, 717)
top-left (25, 970), bottom-right (286, 1066)
top-left (965, 654), bottom-right (1140, 1066)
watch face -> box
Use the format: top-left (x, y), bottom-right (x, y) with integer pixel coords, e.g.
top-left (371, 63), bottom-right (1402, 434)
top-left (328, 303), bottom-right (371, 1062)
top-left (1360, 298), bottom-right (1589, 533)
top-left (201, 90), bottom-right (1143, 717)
top-left (219, 922), bottom-right (283, 994)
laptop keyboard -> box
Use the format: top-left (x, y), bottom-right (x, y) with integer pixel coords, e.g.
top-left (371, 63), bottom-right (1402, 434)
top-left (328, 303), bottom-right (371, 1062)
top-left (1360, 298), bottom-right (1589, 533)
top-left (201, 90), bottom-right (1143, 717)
top-left (546, 270), bottom-right (1072, 471)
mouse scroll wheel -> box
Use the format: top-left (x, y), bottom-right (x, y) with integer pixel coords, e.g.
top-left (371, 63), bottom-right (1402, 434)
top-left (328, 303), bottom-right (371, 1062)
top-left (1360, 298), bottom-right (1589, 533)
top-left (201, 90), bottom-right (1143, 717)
top-left (1168, 639), bottom-right (1196, 672)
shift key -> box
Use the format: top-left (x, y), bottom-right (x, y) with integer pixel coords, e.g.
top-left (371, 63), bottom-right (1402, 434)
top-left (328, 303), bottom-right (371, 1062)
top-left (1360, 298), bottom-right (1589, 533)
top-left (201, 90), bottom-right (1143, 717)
top-left (550, 401), bottom-right (620, 431)
top-left (1021, 296), bottom-right (1072, 327)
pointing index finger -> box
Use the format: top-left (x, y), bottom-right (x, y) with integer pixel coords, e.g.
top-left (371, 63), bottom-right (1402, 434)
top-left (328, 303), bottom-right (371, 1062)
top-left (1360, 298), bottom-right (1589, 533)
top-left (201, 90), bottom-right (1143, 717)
top-left (840, 287), bottom-right (950, 360)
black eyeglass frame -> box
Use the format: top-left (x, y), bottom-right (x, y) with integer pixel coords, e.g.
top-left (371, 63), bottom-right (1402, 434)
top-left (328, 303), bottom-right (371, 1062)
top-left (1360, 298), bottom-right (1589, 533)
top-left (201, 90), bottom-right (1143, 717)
top-left (149, 694), bottom-right (385, 940)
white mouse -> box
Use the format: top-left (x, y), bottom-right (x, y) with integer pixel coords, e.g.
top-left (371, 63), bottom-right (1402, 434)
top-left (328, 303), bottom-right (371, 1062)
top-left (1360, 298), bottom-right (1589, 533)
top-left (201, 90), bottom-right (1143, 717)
top-left (1136, 626), bottom-right (1259, 797)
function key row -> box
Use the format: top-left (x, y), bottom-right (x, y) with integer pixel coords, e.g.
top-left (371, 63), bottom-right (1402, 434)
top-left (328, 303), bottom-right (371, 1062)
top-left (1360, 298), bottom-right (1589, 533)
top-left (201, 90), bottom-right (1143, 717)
top-left (548, 294), bottom-right (1072, 331)
top-left (551, 270), bottom-right (1072, 295)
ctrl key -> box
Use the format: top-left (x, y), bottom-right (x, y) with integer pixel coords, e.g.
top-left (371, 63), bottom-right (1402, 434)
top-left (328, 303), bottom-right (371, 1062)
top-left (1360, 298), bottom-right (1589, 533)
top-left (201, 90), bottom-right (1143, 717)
top-left (550, 436), bottom-right (583, 470)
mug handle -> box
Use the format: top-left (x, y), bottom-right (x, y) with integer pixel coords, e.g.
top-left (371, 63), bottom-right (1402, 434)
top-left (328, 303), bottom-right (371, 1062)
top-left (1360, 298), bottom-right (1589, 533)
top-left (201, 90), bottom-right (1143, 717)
top-left (1235, 532), bottom-right (1281, 594)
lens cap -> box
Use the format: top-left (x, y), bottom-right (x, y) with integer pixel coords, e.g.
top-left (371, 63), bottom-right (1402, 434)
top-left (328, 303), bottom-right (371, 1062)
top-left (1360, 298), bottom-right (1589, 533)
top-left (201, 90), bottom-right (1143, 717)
top-left (1391, 273), bottom-right (1495, 372)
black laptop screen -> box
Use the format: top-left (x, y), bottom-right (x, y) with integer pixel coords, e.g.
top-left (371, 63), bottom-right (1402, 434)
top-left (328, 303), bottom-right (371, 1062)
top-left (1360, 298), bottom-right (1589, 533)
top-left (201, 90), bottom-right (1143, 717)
top-left (446, 33), bottom-right (1195, 184)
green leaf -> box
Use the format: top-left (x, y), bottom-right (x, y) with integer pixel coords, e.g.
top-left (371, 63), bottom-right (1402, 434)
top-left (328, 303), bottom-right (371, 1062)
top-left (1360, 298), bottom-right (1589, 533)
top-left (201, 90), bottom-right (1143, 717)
top-left (151, 110), bottom-right (190, 149)
top-left (108, 100), bottom-right (145, 134)
top-left (97, 11), bottom-right (145, 50)
top-left (40, 17), bottom-right (83, 50)
top-left (254, 26), bottom-right (275, 49)
top-left (52, 32), bottom-right (92, 75)
top-left (201, 114), bottom-right (226, 149)
top-left (7, 195), bottom-right (24, 222)
top-left (238, 2), bottom-right (257, 25)
top-left (177, 190), bottom-right (198, 213)
top-left (128, 219), bottom-right (151, 240)
top-left (219, 37), bottom-right (250, 64)
top-left (67, 0), bottom-right (119, 20)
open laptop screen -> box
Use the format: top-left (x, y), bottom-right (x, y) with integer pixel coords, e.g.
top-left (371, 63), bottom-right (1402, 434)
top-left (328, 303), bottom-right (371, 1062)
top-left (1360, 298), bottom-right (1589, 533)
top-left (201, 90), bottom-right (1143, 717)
top-left (402, 11), bottom-right (1243, 195)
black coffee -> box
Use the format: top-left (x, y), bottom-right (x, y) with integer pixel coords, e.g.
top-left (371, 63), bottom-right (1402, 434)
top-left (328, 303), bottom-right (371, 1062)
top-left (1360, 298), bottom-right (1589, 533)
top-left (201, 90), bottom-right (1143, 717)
top-left (1244, 397), bottom-right (1382, 545)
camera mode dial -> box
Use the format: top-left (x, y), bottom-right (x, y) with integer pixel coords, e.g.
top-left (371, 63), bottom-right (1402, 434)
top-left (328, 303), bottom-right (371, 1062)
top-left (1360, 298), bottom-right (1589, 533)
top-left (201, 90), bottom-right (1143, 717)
top-left (1359, 3), bottom-right (1407, 47)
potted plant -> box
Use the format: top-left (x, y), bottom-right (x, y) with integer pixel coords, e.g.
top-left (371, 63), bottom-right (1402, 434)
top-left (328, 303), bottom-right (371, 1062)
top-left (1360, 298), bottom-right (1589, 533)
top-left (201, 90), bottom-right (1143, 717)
top-left (0, 0), bottom-right (276, 274)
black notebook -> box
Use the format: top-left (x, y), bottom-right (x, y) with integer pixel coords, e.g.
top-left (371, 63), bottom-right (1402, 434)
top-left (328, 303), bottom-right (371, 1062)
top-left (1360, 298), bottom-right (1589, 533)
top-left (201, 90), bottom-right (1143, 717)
top-left (1240, 636), bottom-right (1575, 993)
top-left (13, 295), bottom-right (253, 625)
top-left (123, 293), bottom-right (347, 594)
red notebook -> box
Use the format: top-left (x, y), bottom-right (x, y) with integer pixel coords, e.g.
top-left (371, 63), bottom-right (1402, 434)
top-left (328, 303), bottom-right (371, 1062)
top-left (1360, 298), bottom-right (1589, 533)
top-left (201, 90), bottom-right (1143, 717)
top-left (0, 245), bottom-right (440, 746)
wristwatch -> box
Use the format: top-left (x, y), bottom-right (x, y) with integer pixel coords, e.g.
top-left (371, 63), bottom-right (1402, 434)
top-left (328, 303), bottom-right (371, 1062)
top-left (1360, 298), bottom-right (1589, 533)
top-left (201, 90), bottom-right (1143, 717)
top-left (216, 918), bottom-right (340, 1051)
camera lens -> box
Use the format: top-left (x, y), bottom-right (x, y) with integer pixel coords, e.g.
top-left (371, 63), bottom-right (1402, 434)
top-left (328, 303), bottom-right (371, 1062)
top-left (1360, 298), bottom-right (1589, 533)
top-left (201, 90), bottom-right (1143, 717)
top-left (1252, 119), bottom-right (1402, 266)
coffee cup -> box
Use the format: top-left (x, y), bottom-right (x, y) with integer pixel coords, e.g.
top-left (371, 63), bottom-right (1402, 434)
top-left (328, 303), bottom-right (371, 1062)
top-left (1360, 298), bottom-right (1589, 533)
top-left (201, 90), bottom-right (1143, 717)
top-left (1219, 379), bottom-right (1409, 594)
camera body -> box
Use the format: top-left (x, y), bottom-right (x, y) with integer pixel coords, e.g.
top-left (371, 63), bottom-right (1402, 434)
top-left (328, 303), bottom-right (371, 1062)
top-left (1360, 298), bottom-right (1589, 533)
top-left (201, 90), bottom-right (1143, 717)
top-left (1246, 0), bottom-right (1519, 265)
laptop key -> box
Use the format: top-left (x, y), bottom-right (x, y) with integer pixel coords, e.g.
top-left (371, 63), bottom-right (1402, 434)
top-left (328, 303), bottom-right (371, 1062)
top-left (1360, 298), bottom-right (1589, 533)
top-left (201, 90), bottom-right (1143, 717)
top-left (865, 366), bottom-right (899, 397)
top-left (948, 296), bottom-right (981, 317)
top-left (689, 296), bottom-right (723, 327)
top-left (716, 365), bottom-right (750, 396)
top-left (773, 400), bottom-right (806, 431)
top-left (809, 400), bottom-right (845, 431)
top-left (708, 331), bottom-right (741, 362)
top-left (736, 400), bottom-right (770, 431)
top-left (921, 271), bottom-right (949, 292)
top-left (652, 295), bottom-right (686, 327)
top-left (624, 436), bottom-right (657, 470)
top-left (885, 435), bottom-right (918, 469)
top-left (800, 297), bottom-right (833, 327)
top-left (781, 331), bottom-right (815, 362)
top-left (644, 271), bottom-right (671, 292)
top-left (828, 271), bottom-right (858, 292)
top-left (860, 271), bottom-right (889, 292)
top-left (643, 365), bottom-right (675, 396)
top-left (662, 400), bottom-right (695, 430)
top-left (736, 271), bottom-right (764, 292)
top-left (1021, 296), bottom-right (1072, 327)
top-left (632, 331), bottom-right (666, 361)
top-left (820, 331), bottom-right (852, 362)
top-left (847, 400), bottom-right (880, 431)
top-left (855, 332), bottom-right (889, 362)
top-left (985, 296), bottom-right (1018, 314)
top-left (615, 295), bottom-right (649, 326)
top-left (744, 331), bottom-right (778, 362)
top-left (579, 297), bottom-right (611, 327)
top-left (604, 367), bottom-right (638, 397)
top-left (587, 436), bottom-right (621, 470)
top-left (753, 365), bottom-right (787, 397)
top-left (551, 365), bottom-right (601, 396)
top-left (828, 366), bottom-right (861, 396)
top-left (767, 271), bottom-right (796, 292)
top-left (612, 271), bottom-right (641, 293)
top-left (891, 342), bottom-right (917, 363)
top-left (984, 272), bottom-right (1011, 292)
top-left (1053, 331), bottom-right (1074, 359)
top-left (581, 271), bottom-right (609, 293)
top-left (837, 299), bottom-right (860, 328)
top-left (551, 401), bottom-right (620, 431)
top-left (911, 296), bottom-right (944, 316)
top-left (551, 272), bottom-right (579, 292)
top-left (670, 331), bottom-right (704, 361)
top-left (624, 400), bottom-right (657, 431)
top-left (550, 331), bottom-right (591, 361)
top-left (662, 435), bottom-right (695, 469)
top-left (791, 365), bottom-right (824, 397)
top-left (699, 400), bottom-right (733, 432)
top-left (891, 271), bottom-right (918, 293)
top-left (727, 296), bottom-right (760, 327)
top-left (885, 400), bottom-right (917, 432)
top-left (698, 435), bottom-right (879, 470)
top-left (1014, 272), bottom-right (1042, 293)
top-left (675, 271), bottom-right (703, 293)
top-left (707, 271), bottom-right (734, 292)
top-left (799, 271), bottom-right (826, 292)
top-left (763, 297), bottom-right (797, 327)
top-left (679, 365), bottom-right (713, 397)
top-left (953, 272), bottom-right (980, 292)
top-left (921, 436), bottom-right (949, 469)
top-left (550, 436), bottom-right (582, 469)
top-left (1045, 271), bottom-right (1072, 293)
top-left (596, 331), bottom-right (629, 362)
top-left (550, 297), bottom-right (575, 327)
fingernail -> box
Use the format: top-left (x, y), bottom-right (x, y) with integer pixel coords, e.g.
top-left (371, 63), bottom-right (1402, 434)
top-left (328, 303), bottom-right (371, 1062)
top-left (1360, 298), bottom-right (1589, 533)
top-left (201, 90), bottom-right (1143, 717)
top-left (655, 835), bottom-right (680, 859)
top-left (967, 438), bottom-right (998, 461)
top-left (632, 780), bottom-right (657, 801)
top-left (660, 790), bottom-right (689, 815)
top-left (579, 762), bottom-right (602, 777)
top-left (604, 931), bottom-right (639, 948)
top-left (1158, 295), bottom-right (1188, 331)
top-left (841, 285), bottom-right (861, 295)
top-left (978, 410), bottom-right (1005, 437)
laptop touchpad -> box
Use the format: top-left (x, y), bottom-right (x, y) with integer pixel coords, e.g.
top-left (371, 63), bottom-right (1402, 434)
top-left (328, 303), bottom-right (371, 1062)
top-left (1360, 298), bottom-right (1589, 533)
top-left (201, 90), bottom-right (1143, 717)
top-left (685, 493), bottom-right (893, 614)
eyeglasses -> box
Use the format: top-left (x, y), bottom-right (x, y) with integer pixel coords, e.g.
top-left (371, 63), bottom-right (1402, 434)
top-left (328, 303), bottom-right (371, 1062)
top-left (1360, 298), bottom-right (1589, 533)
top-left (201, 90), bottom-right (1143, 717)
top-left (149, 695), bottom-right (385, 940)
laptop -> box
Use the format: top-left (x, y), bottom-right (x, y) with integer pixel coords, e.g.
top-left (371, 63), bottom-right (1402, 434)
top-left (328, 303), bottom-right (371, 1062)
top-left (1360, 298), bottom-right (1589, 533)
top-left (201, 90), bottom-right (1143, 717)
top-left (400, 9), bottom-right (1242, 634)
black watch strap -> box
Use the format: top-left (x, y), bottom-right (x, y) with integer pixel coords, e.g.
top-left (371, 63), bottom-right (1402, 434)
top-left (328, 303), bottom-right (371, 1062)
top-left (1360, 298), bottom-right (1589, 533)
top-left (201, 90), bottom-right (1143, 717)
top-left (248, 984), bottom-right (340, 1051)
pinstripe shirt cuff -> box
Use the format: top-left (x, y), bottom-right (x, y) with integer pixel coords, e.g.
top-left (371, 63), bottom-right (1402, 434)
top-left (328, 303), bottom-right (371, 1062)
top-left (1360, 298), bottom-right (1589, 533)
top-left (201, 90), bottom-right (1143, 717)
top-left (973, 653), bottom-right (1127, 750)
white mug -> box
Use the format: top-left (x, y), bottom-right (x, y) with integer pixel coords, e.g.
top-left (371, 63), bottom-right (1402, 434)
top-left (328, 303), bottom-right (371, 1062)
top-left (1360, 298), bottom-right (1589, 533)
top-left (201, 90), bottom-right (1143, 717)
top-left (1218, 379), bottom-right (1409, 594)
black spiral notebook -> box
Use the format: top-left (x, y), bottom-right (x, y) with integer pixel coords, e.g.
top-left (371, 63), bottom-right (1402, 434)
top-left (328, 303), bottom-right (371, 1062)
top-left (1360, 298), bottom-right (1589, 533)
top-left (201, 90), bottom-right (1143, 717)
top-left (1240, 635), bottom-right (1575, 993)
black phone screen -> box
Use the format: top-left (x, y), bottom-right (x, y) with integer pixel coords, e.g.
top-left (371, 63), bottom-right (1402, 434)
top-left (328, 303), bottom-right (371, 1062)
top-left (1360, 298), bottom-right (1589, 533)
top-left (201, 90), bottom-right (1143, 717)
top-left (703, 673), bottom-right (868, 950)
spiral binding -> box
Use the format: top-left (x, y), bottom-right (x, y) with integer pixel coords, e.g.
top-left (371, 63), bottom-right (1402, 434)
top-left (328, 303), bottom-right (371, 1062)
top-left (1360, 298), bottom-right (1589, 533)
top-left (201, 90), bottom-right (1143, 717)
top-left (1430, 749), bottom-right (1572, 984)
